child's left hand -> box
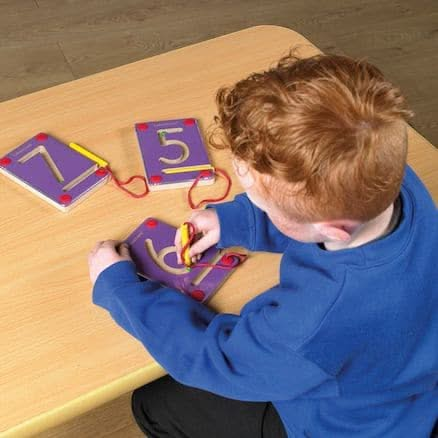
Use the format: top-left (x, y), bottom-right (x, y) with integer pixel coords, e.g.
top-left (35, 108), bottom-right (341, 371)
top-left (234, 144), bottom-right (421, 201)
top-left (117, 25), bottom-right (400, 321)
top-left (88, 240), bottom-right (132, 286)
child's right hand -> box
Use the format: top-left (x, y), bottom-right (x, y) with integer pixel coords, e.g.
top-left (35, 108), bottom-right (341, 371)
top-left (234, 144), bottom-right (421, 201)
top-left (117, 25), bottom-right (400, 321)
top-left (174, 209), bottom-right (220, 265)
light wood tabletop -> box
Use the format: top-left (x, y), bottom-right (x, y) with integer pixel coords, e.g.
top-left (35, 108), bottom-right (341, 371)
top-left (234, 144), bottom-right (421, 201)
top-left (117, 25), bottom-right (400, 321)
top-left (0, 25), bottom-right (436, 437)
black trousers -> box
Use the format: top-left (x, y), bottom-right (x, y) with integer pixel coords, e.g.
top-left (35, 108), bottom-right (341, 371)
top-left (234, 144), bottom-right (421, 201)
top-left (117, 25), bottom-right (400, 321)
top-left (131, 375), bottom-right (288, 438)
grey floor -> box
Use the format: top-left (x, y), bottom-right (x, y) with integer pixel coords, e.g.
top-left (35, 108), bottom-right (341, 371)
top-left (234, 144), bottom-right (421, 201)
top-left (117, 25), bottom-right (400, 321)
top-left (2, 1), bottom-right (437, 437)
top-left (1, 0), bottom-right (437, 146)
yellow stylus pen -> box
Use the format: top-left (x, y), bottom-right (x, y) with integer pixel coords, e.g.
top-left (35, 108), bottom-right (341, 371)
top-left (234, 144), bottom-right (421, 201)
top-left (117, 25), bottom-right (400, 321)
top-left (180, 223), bottom-right (192, 267)
top-left (69, 142), bottom-right (109, 168)
top-left (162, 164), bottom-right (214, 175)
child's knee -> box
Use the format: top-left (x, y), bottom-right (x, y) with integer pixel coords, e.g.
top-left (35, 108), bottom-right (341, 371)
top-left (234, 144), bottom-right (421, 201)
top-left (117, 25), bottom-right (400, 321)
top-left (131, 377), bottom-right (175, 426)
top-left (131, 384), bottom-right (166, 436)
top-left (132, 384), bottom-right (155, 412)
top-left (131, 386), bottom-right (148, 424)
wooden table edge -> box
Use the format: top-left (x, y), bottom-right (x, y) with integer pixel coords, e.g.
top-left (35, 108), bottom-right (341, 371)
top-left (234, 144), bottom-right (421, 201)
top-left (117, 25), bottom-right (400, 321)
top-left (3, 363), bottom-right (166, 437)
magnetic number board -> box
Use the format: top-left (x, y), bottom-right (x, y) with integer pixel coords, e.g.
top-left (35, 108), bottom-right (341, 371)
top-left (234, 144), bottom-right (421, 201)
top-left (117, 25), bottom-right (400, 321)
top-left (125, 217), bottom-right (241, 303)
top-left (0, 133), bottom-right (109, 211)
top-left (135, 118), bottom-right (215, 190)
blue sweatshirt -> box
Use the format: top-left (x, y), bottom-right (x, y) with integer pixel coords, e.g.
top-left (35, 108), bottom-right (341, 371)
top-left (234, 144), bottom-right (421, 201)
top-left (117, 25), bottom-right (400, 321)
top-left (93, 166), bottom-right (438, 437)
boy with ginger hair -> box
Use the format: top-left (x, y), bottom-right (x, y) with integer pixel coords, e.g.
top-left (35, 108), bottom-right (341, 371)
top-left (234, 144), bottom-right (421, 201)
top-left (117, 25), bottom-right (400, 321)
top-left (88, 53), bottom-right (438, 437)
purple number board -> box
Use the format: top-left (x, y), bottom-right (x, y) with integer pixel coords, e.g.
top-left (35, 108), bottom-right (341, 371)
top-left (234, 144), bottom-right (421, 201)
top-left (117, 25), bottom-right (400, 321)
top-left (125, 218), bottom-right (241, 303)
top-left (0, 133), bottom-right (109, 211)
top-left (135, 118), bottom-right (215, 190)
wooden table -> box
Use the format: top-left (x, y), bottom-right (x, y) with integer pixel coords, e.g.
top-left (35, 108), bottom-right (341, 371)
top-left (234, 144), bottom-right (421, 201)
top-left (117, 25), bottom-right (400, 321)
top-left (0, 26), bottom-right (436, 437)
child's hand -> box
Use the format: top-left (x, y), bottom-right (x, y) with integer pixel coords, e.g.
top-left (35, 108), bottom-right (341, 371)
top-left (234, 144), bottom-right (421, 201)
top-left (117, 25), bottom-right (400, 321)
top-left (174, 209), bottom-right (220, 264)
top-left (88, 240), bottom-right (132, 285)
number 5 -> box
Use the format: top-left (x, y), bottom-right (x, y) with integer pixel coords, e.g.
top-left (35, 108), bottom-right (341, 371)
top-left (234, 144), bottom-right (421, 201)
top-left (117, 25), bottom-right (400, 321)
top-left (157, 128), bottom-right (189, 165)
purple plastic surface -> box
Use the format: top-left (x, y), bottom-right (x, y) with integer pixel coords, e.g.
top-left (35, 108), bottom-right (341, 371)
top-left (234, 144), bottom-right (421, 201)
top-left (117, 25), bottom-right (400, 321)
top-left (0, 133), bottom-right (108, 208)
top-left (135, 119), bottom-right (215, 188)
top-left (125, 218), bottom-right (240, 302)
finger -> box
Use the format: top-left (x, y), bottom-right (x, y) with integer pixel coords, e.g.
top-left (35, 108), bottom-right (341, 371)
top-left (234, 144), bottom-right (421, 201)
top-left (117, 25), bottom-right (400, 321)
top-left (174, 228), bottom-right (183, 264)
top-left (189, 212), bottom-right (207, 232)
top-left (189, 233), bottom-right (217, 257)
top-left (174, 229), bottom-right (181, 250)
top-left (90, 241), bottom-right (103, 255)
top-left (100, 240), bottom-right (119, 248)
top-left (118, 242), bottom-right (131, 258)
top-left (101, 240), bottom-right (124, 255)
top-left (174, 228), bottom-right (181, 246)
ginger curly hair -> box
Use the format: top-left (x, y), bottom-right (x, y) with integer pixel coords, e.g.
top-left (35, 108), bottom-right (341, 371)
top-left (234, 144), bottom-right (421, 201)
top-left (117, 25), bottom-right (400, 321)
top-left (210, 52), bottom-right (413, 222)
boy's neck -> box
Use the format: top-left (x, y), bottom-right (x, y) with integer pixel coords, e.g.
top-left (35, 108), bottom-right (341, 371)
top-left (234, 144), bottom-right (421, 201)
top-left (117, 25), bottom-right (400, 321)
top-left (324, 201), bottom-right (397, 251)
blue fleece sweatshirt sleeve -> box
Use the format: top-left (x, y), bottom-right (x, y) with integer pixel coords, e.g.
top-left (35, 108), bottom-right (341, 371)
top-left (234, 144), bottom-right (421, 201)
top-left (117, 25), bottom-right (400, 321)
top-left (93, 260), bottom-right (336, 402)
top-left (213, 193), bottom-right (290, 253)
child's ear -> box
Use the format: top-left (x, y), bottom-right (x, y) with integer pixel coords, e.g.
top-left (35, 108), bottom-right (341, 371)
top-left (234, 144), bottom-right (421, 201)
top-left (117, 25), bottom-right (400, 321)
top-left (232, 157), bottom-right (255, 189)
top-left (314, 221), bottom-right (360, 242)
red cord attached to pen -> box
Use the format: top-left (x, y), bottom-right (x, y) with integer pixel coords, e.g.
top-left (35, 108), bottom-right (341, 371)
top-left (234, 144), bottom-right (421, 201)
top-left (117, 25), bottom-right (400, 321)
top-left (106, 166), bottom-right (149, 198)
top-left (106, 165), bottom-right (230, 207)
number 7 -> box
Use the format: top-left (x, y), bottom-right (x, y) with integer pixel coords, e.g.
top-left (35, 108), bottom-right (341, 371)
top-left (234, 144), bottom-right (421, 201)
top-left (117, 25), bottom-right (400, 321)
top-left (19, 145), bottom-right (65, 183)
